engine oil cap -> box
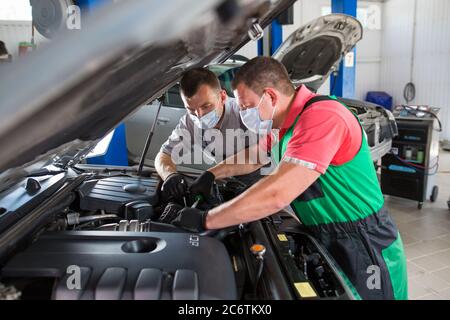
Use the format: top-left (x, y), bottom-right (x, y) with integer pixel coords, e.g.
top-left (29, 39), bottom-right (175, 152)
top-left (250, 244), bottom-right (266, 257)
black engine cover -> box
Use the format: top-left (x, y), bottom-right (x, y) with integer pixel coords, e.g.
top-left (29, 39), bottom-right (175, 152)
top-left (78, 176), bottom-right (159, 214)
top-left (2, 231), bottom-right (237, 300)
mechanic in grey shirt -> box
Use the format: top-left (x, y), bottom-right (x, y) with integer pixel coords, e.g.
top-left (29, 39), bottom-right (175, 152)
top-left (155, 68), bottom-right (262, 200)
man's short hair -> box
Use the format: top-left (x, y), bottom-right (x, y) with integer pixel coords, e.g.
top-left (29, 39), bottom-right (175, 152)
top-left (179, 68), bottom-right (221, 98)
top-left (232, 57), bottom-right (294, 95)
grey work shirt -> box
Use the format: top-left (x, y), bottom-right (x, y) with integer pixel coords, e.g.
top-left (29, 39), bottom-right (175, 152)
top-left (160, 97), bottom-right (262, 184)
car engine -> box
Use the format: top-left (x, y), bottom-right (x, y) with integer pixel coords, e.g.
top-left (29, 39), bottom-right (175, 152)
top-left (0, 168), bottom-right (353, 300)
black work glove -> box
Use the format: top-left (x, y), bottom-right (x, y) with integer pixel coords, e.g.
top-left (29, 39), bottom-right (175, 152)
top-left (158, 202), bottom-right (183, 224)
top-left (161, 173), bottom-right (187, 199)
top-left (189, 171), bottom-right (215, 199)
top-left (171, 207), bottom-right (208, 233)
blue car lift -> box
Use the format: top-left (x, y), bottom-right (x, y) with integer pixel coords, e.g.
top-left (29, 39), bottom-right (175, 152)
top-left (76, 0), bottom-right (109, 12)
top-left (258, 19), bottom-right (284, 56)
top-left (86, 124), bottom-right (129, 166)
top-left (330, 0), bottom-right (357, 98)
top-left (81, 0), bottom-right (129, 166)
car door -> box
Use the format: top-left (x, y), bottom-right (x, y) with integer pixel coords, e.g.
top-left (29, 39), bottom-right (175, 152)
top-left (125, 84), bottom-right (186, 164)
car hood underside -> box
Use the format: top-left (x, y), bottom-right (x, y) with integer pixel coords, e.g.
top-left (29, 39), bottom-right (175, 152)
top-left (0, 0), bottom-right (296, 188)
top-left (273, 14), bottom-right (362, 90)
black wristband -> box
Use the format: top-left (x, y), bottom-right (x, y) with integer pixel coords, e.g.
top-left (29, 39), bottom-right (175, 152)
top-left (205, 171), bottom-right (215, 181)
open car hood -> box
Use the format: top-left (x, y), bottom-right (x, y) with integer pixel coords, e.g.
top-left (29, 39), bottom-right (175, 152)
top-left (273, 14), bottom-right (362, 91)
top-left (0, 0), bottom-right (296, 188)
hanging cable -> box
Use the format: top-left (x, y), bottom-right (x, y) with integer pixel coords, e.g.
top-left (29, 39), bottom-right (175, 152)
top-left (392, 154), bottom-right (439, 176)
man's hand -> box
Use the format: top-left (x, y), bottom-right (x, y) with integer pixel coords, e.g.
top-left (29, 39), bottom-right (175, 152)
top-left (158, 202), bottom-right (183, 223)
top-left (161, 173), bottom-right (187, 199)
top-left (205, 161), bottom-right (321, 230)
top-left (171, 207), bottom-right (208, 233)
top-left (189, 171), bottom-right (215, 198)
top-left (209, 144), bottom-right (269, 180)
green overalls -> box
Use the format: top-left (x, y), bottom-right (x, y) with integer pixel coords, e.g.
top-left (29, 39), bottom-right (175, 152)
top-left (272, 96), bottom-right (408, 300)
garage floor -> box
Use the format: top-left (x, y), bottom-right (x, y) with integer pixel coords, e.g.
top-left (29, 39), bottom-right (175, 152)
top-left (386, 149), bottom-right (450, 300)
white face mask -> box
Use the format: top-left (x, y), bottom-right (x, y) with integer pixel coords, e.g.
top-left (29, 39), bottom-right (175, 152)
top-left (239, 93), bottom-right (277, 134)
top-left (189, 107), bottom-right (222, 129)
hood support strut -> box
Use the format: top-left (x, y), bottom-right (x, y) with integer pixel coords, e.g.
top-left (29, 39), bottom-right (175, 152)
top-left (137, 95), bottom-right (165, 176)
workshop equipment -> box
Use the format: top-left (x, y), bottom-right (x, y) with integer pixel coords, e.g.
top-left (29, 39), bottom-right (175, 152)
top-left (366, 91), bottom-right (393, 110)
top-left (381, 105), bottom-right (441, 209)
top-left (18, 42), bottom-right (36, 56)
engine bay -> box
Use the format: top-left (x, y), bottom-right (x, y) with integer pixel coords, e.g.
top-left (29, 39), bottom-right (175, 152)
top-left (0, 168), bottom-right (353, 300)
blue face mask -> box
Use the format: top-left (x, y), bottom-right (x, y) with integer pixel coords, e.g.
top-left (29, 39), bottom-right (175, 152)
top-left (189, 107), bottom-right (222, 129)
top-left (239, 94), bottom-right (277, 134)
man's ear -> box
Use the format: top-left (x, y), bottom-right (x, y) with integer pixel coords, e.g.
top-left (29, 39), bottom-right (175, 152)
top-left (264, 88), bottom-right (278, 107)
top-left (220, 89), bottom-right (227, 102)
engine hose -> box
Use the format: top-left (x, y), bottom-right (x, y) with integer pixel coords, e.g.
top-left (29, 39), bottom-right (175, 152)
top-left (78, 214), bottom-right (119, 224)
top-left (66, 213), bottom-right (119, 227)
top-left (73, 215), bottom-right (120, 230)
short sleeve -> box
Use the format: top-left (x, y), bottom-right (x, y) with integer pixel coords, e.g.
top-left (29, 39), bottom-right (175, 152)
top-left (160, 115), bottom-right (192, 156)
top-left (282, 109), bottom-right (351, 174)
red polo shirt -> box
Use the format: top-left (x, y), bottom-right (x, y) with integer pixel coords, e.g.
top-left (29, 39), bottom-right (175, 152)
top-left (264, 85), bottom-right (362, 174)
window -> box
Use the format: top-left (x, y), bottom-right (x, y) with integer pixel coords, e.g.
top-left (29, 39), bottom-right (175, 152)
top-left (164, 84), bottom-right (184, 108)
top-left (216, 67), bottom-right (241, 98)
top-left (0, 0), bottom-right (32, 21)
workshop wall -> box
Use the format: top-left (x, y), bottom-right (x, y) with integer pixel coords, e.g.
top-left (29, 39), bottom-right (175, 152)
top-left (0, 21), bottom-right (47, 59)
top-left (0, 0), bottom-right (47, 60)
top-left (380, 0), bottom-right (450, 141)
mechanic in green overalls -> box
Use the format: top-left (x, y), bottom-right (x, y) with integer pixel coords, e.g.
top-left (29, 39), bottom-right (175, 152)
top-left (172, 57), bottom-right (408, 300)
